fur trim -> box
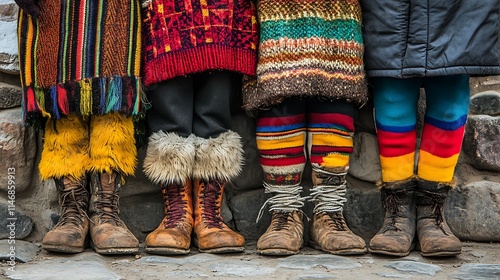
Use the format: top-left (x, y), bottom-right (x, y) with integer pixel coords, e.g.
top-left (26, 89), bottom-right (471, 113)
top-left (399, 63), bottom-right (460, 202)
top-left (89, 112), bottom-right (137, 176)
top-left (193, 131), bottom-right (244, 181)
top-left (39, 116), bottom-right (90, 180)
top-left (143, 132), bottom-right (196, 185)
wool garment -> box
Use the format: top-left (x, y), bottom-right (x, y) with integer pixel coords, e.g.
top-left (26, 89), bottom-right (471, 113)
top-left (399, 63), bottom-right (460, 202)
top-left (374, 75), bottom-right (470, 183)
top-left (256, 98), bottom-right (355, 185)
top-left (141, 0), bottom-right (259, 86)
top-left (243, 0), bottom-right (367, 112)
top-left (257, 111), bottom-right (307, 186)
top-left (18, 0), bottom-right (143, 126)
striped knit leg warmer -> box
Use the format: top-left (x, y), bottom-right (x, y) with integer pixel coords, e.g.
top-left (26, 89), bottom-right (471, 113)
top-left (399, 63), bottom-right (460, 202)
top-left (373, 77), bottom-right (421, 183)
top-left (307, 101), bottom-right (355, 171)
top-left (417, 75), bottom-right (470, 183)
top-left (255, 99), bottom-right (307, 255)
top-left (39, 115), bottom-right (90, 180)
top-left (89, 112), bottom-right (137, 176)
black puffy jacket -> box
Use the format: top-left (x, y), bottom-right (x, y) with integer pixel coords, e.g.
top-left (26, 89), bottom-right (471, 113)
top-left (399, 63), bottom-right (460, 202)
top-left (360, 0), bottom-right (500, 78)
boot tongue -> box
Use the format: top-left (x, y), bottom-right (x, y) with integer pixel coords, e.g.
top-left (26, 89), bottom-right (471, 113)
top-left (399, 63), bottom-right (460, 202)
top-left (100, 172), bottom-right (117, 192)
top-left (63, 177), bottom-right (81, 191)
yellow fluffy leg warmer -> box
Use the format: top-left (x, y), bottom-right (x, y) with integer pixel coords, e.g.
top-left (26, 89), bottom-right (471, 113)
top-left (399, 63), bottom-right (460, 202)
top-left (89, 112), bottom-right (137, 176)
top-left (39, 115), bottom-right (90, 180)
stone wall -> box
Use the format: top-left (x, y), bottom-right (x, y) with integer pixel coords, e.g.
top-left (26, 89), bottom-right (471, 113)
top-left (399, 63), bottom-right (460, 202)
top-left (1, 1), bottom-right (499, 244)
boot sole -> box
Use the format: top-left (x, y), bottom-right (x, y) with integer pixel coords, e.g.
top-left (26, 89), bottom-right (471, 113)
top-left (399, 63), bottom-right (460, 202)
top-left (421, 250), bottom-right (461, 257)
top-left (199, 246), bottom-right (245, 254)
top-left (91, 241), bottom-right (138, 255)
top-left (309, 241), bottom-right (367, 255)
top-left (42, 244), bottom-right (84, 254)
top-left (257, 248), bottom-right (300, 256)
top-left (145, 246), bottom-right (190, 255)
top-left (369, 242), bottom-right (415, 257)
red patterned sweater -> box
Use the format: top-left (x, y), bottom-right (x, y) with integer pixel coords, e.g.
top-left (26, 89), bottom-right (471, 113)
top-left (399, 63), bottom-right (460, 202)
top-left (141, 0), bottom-right (258, 86)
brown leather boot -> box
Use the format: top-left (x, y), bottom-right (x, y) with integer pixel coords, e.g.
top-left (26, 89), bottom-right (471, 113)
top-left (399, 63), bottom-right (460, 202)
top-left (257, 211), bottom-right (304, 255)
top-left (89, 171), bottom-right (139, 255)
top-left (193, 178), bottom-right (245, 253)
top-left (42, 177), bottom-right (89, 253)
top-left (369, 179), bottom-right (417, 257)
top-left (256, 182), bottom-right (306, 256)
top-left (416, 179), bottom-right (461, 257)
top-left (309, 167), bottom-right (366, 255)
top-left (145, 180), bottom-right (193, 255)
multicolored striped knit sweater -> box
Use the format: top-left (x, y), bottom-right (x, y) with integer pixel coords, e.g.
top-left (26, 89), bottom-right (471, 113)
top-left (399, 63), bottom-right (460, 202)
top-left (141, 0), bottom-right (259, 86)
top-left (242, 0), bottom-right (367, 112)
top-left (18, 0), bottom-right (143, 126)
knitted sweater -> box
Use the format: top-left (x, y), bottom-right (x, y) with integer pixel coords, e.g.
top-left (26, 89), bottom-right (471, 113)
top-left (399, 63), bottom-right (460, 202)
top-left (18, 0), bottom-right (143, 126)
top-left (141, 0), bottom-right (259, 86)
top-left (242, 0), bottom-right (367, 112)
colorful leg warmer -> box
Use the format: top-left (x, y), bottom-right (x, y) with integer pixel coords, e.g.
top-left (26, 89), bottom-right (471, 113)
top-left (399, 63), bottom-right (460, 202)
top-left (143, 131), bottom-right (196, 185)
top-left (373, 77), bottom-right (420, 182)
top-left (417, 75), bottom-right (470, 183)
top-left (39, 115), bottom-right (90, 180)
top-left (89, 112), bottom-right (137, 176)
top-left (307, 100), bottom-right (355, 171)
top-left (256, 100), bottom-right (306, 186)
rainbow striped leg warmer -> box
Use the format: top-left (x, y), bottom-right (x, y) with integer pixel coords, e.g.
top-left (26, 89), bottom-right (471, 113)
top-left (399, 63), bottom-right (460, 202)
top-left (417, 75), bottom-right (470, 183)
top-left (373, 77), bottom-right (420, 183)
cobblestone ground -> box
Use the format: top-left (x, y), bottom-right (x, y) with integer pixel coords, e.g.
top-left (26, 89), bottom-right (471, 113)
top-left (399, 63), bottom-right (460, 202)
top-left (2, 241), bottom-right (500, 280)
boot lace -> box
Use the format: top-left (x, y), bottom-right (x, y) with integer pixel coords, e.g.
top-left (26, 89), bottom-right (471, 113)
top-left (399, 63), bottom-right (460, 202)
top-left (94, 191), bottom-right (124, 227)
top-left (256, 183), bottom-right (307, 223)
top-left (309, 167), bottom-right (347, 213)
top-left (381, 189), bottom-right (405, 232)
top-left (418, 189), bottom-right (447, 233)
top-left (162, 183), bottom-right (186, 228)
top-left (308, 167), bottom-right (349, 231)
top-left (56, 180), bottom-right (89, 227)
top-left (269, 211), bottom-right (293, 231)
top-left (200, 179), bottom-right (224, 229)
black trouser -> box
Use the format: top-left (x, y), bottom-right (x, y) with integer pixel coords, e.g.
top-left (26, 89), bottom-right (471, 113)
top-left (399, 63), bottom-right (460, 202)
top-left (146, 70), bottom-right (240, 139)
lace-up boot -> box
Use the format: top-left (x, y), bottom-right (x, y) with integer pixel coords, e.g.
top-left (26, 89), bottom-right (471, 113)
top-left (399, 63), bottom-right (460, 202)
top-left (309, 167), bottom-right (366, 255)
top-left (193, 178), bottom-right (245, 253)
top-left (42, 177), bottom-right (90, 253)
top-left (145, 180), bottom-right (193, 255)
top-left (369, 178), bottom-right (416, 256)
top-left (417, 179), bottom-right (461, 257)
top-left (89, 171), bottom-right (139, 255)
top-left (256, 183), bottom-right (306, 255)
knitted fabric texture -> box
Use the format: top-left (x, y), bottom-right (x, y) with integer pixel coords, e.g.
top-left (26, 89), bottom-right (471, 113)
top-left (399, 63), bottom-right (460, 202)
top-left (141, 0), bottom-right (259, 86)
top-left (18, 0), bottom-right (143, 126)
top-left (242, 0), bottom-right (367, 112)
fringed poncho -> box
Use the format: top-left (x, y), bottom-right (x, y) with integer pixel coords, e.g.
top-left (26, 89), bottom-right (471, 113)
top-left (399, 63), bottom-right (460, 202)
top-left (18, 0), bottom-right (143, 126)
top-left (243, 0), bottom-right (368, 112)
top-left (141, 0), bottom-right (259, 86)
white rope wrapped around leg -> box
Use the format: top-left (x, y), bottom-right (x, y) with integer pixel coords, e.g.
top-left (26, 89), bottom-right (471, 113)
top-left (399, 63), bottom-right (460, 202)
top-left (309, 166), bottom-right (348, 213)
top-left (256, 183), bottom-right (307, 222)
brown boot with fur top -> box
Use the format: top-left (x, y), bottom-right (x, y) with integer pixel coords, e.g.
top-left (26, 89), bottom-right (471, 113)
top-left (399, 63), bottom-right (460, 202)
top-left (193, 178), bottom-right (245, 253)
top-left (145, 180), bottom-right (194, 255)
